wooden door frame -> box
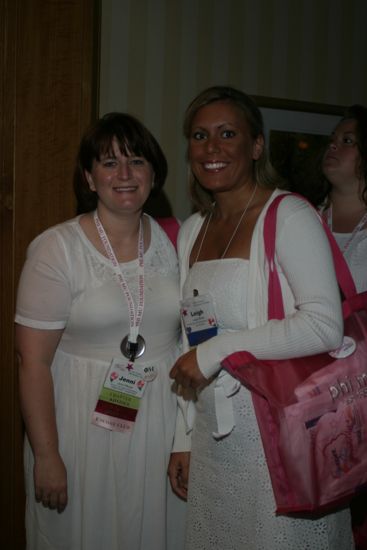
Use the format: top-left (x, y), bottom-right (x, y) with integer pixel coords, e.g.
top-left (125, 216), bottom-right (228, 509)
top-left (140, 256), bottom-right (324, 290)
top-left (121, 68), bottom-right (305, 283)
top-left (0, 2), bottom-right (101, 547)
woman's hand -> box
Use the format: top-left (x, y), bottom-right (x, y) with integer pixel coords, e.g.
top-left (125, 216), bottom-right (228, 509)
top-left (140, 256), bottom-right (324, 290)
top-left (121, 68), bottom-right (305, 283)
top-left (168, 452), bottom-right (191, 501)
top-left (169, 349), bottom-right (207, 389)
top-left (34, 452), bottom-right (68, 512)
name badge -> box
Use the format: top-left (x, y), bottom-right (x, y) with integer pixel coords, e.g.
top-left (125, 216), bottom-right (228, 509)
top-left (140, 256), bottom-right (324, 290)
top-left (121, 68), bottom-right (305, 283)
top-left (180, 292), bottom-right (218, 347)
top-left (92, 358), bottom-right (147, 433)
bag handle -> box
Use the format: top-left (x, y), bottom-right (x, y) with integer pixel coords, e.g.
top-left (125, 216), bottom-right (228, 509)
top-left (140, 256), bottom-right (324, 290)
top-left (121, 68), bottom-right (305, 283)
top-left (263, 194), bottom-right (357, 321)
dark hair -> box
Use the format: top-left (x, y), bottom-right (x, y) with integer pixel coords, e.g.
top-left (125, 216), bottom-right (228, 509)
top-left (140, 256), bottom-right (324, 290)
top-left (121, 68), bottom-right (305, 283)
top-left (74, 112), bottom-right (168, 213)
top-left (318, 104), bottom-right (367, 207)
top-left (345, 104), bottom-right (367, 200)
top-left (183, 85), bottom-right (281, 213)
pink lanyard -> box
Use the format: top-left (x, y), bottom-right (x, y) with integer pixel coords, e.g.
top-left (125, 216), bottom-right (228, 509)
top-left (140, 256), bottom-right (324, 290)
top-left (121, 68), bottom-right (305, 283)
top-left (93, 212), bottom-right (145, 345)
top-left (326, 206), bottom-right (367, 254)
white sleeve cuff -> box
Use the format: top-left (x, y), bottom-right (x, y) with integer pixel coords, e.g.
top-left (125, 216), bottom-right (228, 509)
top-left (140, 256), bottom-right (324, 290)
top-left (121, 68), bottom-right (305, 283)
top-left (196, 339), bottom-right (222, 379)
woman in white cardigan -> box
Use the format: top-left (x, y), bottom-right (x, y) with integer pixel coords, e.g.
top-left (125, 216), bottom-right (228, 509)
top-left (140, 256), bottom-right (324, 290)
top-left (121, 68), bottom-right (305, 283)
top-left (168, 86), bottom-right (355, 550)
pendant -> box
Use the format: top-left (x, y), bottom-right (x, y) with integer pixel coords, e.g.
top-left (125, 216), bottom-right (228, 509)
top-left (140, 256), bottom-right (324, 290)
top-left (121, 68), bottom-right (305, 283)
top-left (120, 334), bottom-right (146, 361)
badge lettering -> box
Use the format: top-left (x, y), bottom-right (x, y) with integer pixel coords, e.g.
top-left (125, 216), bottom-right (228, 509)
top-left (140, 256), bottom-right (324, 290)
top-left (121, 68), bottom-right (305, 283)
top-left (329, 371), bottom-right (367, 401)
top-left (190, 309), bottom-right (204, 317)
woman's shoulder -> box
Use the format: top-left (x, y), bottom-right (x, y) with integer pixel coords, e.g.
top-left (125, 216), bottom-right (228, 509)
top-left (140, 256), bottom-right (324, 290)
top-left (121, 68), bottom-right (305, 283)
top-left (27, 216), bottom-right (82, 255)
top-left (176, 212), bottom-right (205, 261)
top-left (147, 214), bottom-right (180, 260)
top-left (252, 190), bottom-right (321, 246)
top-left (179, 211), bottom-right (203, 234)
top-left (150, 215), bottom-right (181, 246)
top-left (267, 189), bottom-right (318, 219)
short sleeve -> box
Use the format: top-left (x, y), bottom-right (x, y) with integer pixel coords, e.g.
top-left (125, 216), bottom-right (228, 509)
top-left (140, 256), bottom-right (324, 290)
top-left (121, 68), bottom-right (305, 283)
top-left (15, 229), bottom-right (72, 329)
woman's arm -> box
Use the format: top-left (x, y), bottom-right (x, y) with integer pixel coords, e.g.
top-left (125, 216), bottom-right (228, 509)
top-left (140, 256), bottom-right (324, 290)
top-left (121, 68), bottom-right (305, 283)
top-left (171, 198), bottom-right (343, 386)
top-left (16, 324), bottom-right (67, 512)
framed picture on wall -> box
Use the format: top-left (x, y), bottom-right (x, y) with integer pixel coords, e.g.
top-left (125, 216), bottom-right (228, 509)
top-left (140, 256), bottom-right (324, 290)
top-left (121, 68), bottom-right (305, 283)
top-left (252, 96), bottom-right (345, 205)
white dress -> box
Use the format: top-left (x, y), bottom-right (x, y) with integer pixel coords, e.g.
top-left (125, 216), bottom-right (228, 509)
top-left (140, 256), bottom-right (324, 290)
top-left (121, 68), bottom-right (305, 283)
top-left (15, 215), bottom-right (182, 550)
top-left (183, 260), bottom-right (354, 550)
top-left (175, 191), bottom-right (354, 550)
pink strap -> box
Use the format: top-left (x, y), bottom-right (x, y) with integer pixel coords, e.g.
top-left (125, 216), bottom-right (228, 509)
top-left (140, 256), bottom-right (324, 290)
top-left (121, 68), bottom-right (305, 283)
top-left (318, 219), bottom-right (357, 299)
top-left (263, 194), bottom-right (357, 320)
top-left (155, 216), bottom-right (180, 250)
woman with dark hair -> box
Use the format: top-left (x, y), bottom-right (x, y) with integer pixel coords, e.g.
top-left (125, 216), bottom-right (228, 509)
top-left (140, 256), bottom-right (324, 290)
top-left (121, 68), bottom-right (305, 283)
top-left (320, 104), bottom-right (367, 550)
top-left (320, 104), bottom-right (367, 292)
top-left (168, 86), bottom-right (354, 549)
top-left (15, 113), bottom-right (182, 550)
top-left (74, 112), bottom-right (168, 213)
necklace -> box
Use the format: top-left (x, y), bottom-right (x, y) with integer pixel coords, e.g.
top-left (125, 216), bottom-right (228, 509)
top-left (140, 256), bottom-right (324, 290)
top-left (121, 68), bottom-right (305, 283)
top-left (194, 182), bottom-right (258, 263)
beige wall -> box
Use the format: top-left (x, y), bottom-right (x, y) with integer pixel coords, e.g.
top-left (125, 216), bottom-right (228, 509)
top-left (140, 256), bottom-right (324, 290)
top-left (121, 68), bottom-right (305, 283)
top-left (100, 0), bottom-right (367, 219)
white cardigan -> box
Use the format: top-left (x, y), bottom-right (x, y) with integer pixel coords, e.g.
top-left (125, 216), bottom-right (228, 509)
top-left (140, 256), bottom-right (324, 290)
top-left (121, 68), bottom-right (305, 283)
top-left (173, 189), bottom-right (343, 451)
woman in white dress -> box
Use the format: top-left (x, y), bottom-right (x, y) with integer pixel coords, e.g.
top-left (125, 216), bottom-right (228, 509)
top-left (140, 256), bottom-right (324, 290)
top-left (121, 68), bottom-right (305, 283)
top-left (168, 86), bottom-right (355, 549)
top-left (320, 104), bottom-right (367, 550)
top-left (16, 113), bottom-right (182, 550)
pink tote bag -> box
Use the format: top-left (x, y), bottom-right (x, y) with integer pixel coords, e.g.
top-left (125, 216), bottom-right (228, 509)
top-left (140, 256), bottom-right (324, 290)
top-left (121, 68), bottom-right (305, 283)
top-left (222, 194), bottom-right (367, 515)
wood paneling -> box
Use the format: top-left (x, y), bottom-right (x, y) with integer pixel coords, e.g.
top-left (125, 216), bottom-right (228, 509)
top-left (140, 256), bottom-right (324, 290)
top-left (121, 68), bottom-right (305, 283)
top-left (0, 1), bottom-right (100, 547)
top-left (0, 1), bottom-right (20, 547)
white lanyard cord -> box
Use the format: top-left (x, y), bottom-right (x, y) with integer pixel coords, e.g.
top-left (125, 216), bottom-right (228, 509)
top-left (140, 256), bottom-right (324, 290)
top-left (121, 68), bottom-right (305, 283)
top-left (94, 212), bottom-right (145, 343)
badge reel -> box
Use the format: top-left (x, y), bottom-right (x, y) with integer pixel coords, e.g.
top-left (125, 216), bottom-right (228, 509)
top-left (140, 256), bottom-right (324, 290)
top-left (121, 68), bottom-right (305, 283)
top-left (93, 333), bottom-right (151, 433)
top-left (181, 289), bottom-right (218, 347)
top-left (120, 334), bottom-right (146, 362)
top-left (120, 335), bottom-right (157, 381)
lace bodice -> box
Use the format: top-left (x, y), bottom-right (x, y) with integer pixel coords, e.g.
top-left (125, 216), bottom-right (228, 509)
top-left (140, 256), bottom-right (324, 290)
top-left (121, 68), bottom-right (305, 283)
top-left (183, 259), bottom-right (249, 331)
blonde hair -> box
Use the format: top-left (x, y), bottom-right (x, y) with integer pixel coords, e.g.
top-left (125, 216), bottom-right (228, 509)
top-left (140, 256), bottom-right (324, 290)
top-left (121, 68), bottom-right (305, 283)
top-left (183, 86), bottom-right (281, 213)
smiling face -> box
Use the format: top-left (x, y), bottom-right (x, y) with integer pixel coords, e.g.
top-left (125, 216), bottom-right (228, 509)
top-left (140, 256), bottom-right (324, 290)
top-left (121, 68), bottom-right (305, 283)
top-left (188, 100), bottom-right (264, 196)
top-left (84, 137), bottom-right (154, 216)
top-left (322, 118), bottom-right (361, 187)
